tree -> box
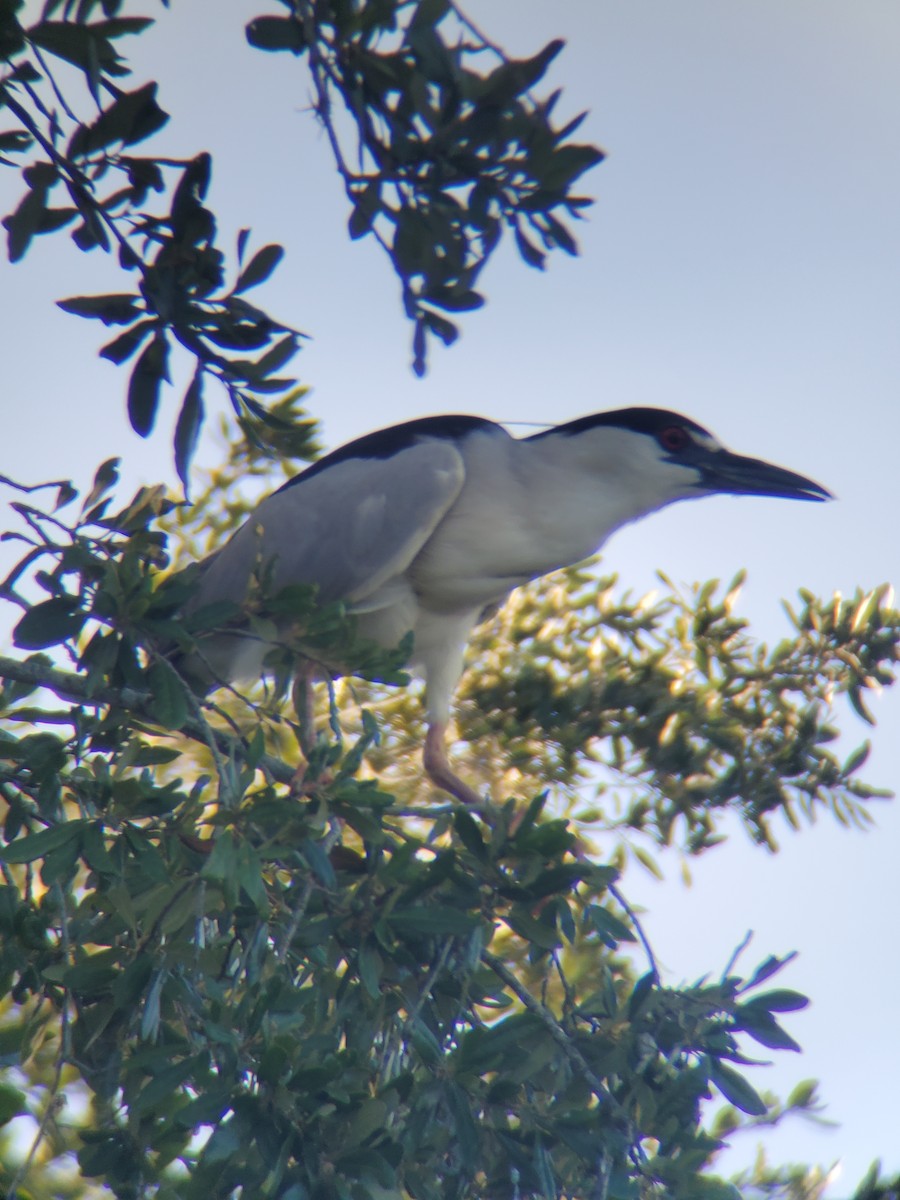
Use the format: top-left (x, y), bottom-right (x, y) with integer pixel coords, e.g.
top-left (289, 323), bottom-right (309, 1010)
top-left (1, 3), bottom-right (898, 1198)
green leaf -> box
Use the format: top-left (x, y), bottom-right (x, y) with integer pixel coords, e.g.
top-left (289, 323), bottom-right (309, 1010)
top-left (454, 809), bottom-right (486, 859)
top-left (1, 822), bottom-right (83, 864)
top-left (843, 740), bottom-right (871, 776)
top-left (0, 130), bottom-right (32, 153)
top-left (525, 863), bottom-right (586, 899)
top-left (127, 332), bottom-right (169, 437)
top-left (236, 841), bottom-right (267, 911)
top-left (627, 970), bottom-right (656, 1018)
top-left (81, 823), bottom-right (117, 876)
top-left (62, 954), bottom-right (119, 994)
top-left (245, 15), bottom-right (306, 53)
top-left (81, 457), bottom-right (121, 515)
top-left (540, 143), bottom-right (605, 191)
top-left (420, 309), bottom-right (458, 346)
top-left (736, 1007), bottom-right (801, 1053)
top-left (358, 939), bottom-right (383, 999)
top-left (99, 319), bottom-right (155, 365)
top-left (28, 21), bottom-right (118, 72)
top-left (3, 180), bottom-right (51, 262)
top-left (742, 988), bottom-right (809, 1014)
top-left (35, 206), bottom-right (77, 234)
top-left (174, 371), bottom-right (205, 492)
top-left (68, 82), bottom-right (168, 157)
top-left (504, 907), bottom-right (560, 951)
top-left (90, 17), bottom-right (156, 39)
top-left (342, 1097), bottom-right (389, 1150)
top-left (203, 830), bottom-right (238, 887)
top-left (389, 906), bottom-right (479, 936)
top-left (514, 226), bottom-right (546, 270)
top-left (423, 287), bottom-right (485, 313)
top-left (409, 0), bottom-right (451, 29)
top-left (13, 596), bottom-right (85, 649)
top-left (233, 243), bottom-right (284, 293)
top-left (348, 183), bottom-right (381, 240)
top-left (743, 952), bottom-right (796, 990)
top-left (0, 1082), bottom-right (26, 1126)
top-left (146, 661), bottom-right (189, 730)
top-left (130, 1053), bottom-right (203, 1118)
top-left (58, 293), bottom-right (143, 325)
top-left (299, 837), bottom-right (337, 889)
top-left (585, 904), bottom-right (636, 947)
top-left (708, 1060), bottom-right (768, 1116)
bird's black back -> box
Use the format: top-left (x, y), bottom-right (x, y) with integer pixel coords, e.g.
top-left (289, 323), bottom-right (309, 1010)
top-left (277, 414), bottom-right (505, 493)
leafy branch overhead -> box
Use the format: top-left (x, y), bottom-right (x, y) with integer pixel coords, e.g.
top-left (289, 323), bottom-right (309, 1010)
top-left (0, 0), bottom-right (603, 481)
top-left (0, 6), bottom-right (312, 486)
top-left (247, 0), bottom-right (603, 373)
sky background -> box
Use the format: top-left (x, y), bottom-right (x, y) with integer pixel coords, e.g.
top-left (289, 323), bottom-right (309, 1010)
top-left (2, 0), bottom-right (899, 1191)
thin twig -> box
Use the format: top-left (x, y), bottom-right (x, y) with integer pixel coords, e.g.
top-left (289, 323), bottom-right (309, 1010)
top-left (722, 930), bottom-right (754, 980)
top-left (0, 653), bottom-right (296, 786)
top-left (30, 44), bottom-right (80, 122)
top-left (481, 949), bottom-right (620, 1112)
top-left (446, 2), bottom-right (509, 62)
top-left (4, 81), bottom-right (137, 265)
top-left (276, 817), bottom-right (343, 961)
top-left (608, 883), bottom-right (659, 982)
top-left (378, 937), bottom-right (455, 1084)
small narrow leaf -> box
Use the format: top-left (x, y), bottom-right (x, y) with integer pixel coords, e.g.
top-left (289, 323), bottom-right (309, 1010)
top-left (146, 661), bottom-right (189, 730)
top-left (1, 821), bottom-right (86, 864)
top-left (99, 319), bottom-right (155, 365)
top-left (709, 1060), bottom-right (768, 1116)
top-left (13, 596), bottom-right (85, 650)
top-left (454, 809), bottom-right (486, 859)
top-left (743, 952), bottom-right (797, 991)
top-left (81, 458), bottom-right (121, 515)
top-left (245, 15), bottom-right (306, 53)
top-left (57, 293), bottom-right (143, 325)
top-left (68, 82), bottom-right (168, 157)
top-left (233, 243), bottom-right (284, 293)
top-left (742, 988), bottom-right (809, 1014)
top-left (389, 907), bottom-right (479, 936)
top-left (127, 332), bottom-right (169, 437)
top-left (174, 371), bottom-right (205, 492)
top-left (514, 227), bottom-right (546, 270)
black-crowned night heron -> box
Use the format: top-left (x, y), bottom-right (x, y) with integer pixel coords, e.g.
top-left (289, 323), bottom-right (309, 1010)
top-left (179, 408), bottom-right (830, 804)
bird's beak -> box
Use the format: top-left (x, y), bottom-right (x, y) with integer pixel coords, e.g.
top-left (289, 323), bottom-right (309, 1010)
top-left (696, 448), bottom-right (833, 502)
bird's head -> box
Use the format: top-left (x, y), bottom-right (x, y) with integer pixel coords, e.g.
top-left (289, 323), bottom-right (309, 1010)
top-left (541, 408), bottom-right (832, 512)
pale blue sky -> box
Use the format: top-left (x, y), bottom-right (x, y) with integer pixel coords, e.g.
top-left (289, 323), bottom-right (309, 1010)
top-left (2, 1), bottom-right (899, 1190)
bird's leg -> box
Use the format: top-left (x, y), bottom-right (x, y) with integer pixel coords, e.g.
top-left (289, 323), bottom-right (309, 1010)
top-left (290, 662), bottom-right (331, 795)
top-left (423, 721), bottom-right (484, 807)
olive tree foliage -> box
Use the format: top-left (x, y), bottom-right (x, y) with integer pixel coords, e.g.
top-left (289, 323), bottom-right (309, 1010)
top-left (1, 2), bottom-right (899, 1199)
top-left (0, 411), bottom-right (897, 1200)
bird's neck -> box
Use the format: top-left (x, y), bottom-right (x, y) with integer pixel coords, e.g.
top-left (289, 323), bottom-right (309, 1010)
top-left (515, 428), bottom-right (687, 567)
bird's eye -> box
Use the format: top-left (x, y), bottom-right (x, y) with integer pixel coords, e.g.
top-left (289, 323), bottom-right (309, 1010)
top-left (659, 425), bottom-right (690, 453)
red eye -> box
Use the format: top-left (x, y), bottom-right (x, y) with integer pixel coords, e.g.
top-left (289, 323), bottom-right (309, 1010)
top-left (659, 425), bottom-right (689, 453)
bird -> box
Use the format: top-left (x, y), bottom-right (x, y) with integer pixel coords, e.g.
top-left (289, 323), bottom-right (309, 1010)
top-left (177, 408), bottom-right (831, 806)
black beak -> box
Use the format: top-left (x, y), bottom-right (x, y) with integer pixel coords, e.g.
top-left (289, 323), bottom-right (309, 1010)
top-left (696, 448), bottom-right (833, 502)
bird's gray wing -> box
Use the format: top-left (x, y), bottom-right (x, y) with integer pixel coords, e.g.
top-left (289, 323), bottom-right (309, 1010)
top-left (188, 440), bottom-right (467, 612)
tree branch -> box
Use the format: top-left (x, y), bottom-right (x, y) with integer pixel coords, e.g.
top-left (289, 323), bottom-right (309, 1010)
top-left (481, 948), bottom-right (624, 1117)
top-left (0, 653), bottom-right (296, 786)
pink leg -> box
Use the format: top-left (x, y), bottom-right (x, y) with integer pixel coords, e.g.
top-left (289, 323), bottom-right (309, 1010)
top-left (423, 722), bottom-right (484, 806)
